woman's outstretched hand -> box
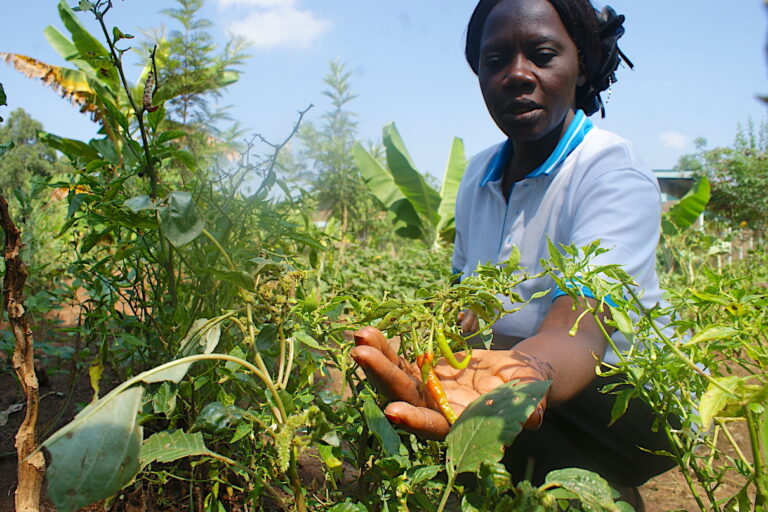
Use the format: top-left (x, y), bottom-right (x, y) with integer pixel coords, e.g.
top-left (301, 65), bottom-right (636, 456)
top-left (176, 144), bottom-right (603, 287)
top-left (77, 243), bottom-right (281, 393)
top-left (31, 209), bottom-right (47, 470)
top-left (350, 326), bottom-right (551, 441)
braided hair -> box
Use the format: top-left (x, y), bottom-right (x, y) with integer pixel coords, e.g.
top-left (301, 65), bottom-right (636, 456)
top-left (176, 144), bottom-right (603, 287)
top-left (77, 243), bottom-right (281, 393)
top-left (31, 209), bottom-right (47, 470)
top-left (465, 0), bottom-right (633, 117)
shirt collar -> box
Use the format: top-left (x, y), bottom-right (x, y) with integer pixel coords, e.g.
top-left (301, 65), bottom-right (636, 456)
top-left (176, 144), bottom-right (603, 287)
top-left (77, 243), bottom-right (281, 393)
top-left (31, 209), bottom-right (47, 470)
top-left (480, 109), bottom-right (593, 187)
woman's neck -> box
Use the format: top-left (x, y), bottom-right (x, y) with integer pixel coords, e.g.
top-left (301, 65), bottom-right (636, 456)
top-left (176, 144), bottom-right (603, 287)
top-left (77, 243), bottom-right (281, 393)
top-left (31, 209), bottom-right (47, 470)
top-left (503, 110), bottom-right (575, 199)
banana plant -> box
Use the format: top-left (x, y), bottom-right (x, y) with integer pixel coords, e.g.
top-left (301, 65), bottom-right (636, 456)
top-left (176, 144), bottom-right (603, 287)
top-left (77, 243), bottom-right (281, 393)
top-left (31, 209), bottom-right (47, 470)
top-left (353, 122), bottom-right (467, 250)
top-left (662, 175), bottom-right (711, 235)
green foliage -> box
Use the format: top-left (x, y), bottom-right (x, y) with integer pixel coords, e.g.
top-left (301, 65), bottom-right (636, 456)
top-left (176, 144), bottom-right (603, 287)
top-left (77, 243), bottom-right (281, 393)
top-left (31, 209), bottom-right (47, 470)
top-left (676, 120), bottom-right (768, 233)
top-left (354, 122), bottom-right (467, 249)
top-left (446, 380), bottom-right (550, 477)
top-left (662, 175), bottom-right (710, 235)
top-left (46, 386), bottom-right (144, 512)
top-left (16, 2), bottom-right (768, 511)
top-left (547, 240), bottom-right (768, 511)
top-left (280, 60), bottom-right (382, 244)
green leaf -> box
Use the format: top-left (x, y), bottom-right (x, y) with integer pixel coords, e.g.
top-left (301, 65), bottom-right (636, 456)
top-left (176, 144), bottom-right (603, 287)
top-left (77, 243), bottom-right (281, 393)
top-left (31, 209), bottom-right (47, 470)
top-left (157, 130), bottom-right (188, 145)
top-left (0, 82), bottom-right (6, 106)
top-left (437, 136), bottom-right (467, 237)
top-left (45, 386), bottom-right (144, 512)
top-left (124, 195), bottom-right (156, 212)
top-left (354, 141), bottom-right (404, 208)
top-left (608, 388), bottom-right (635, 426)
top-left (684, 325), bottom-right (740, 346)
top-left (327, 503), bottom-right (367, 512)
top-left (57, 0), bottom-right (117, 84)
top-left (0, 142), bottom-right (14, 158)
top-left (159, 191), bottom-right (204, 247)
top-left (664, 175), bottom-right (710, 234)
top-left (39, 131), bottom-right (100, 162)
top-left (139, 430), bottom-right (215, 469)
top-left (44, 25), bottom-right (79, 61)
top-left (203, 267), bottom-right (256, 291)
top-left (362, 396), bottom-right (402, 457)
top-left (383, 122), bottom-right (442, 227)
top-left (543, 468), bottom-right (617, 511)
top-left (152, 382), bottom-right (177, 417)
top-left (406, 465), bottom-right (443, 486)
top-left (608, 306), bottom-right (634, 342)
top-left (294, 331), bottom-right (325, 350)
top-left (446, 380), bottom-right (550, 477)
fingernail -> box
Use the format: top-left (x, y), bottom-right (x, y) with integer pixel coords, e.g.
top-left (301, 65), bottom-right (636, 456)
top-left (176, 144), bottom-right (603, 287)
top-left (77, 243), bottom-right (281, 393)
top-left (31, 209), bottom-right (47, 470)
top-left (385, 412), bottom-right (402, 424)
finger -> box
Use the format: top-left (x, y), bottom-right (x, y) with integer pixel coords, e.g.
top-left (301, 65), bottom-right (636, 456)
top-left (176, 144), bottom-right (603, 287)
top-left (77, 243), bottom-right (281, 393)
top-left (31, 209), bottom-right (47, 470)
top-left (351, 345), bottom-right (428, 407)
top-left (460, 311), bottom-right (478, 334)
top-left (522, 397), bottom-right (547, 430)
top-left (384, 402), bottom-right (451, 441)
top-left (353, 326), bottom-right (400, 366)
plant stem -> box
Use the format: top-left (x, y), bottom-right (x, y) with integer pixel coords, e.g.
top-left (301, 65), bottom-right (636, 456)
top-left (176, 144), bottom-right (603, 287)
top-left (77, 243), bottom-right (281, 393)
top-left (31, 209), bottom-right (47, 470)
top-left (436, 472), bottom-right (456, 512)
top-left (746, 407), bottom-right (768, 507)
top-left (93, 5), bottom-right (158, 197)
top-left (201, 228), bottom-right (235, 270)
top-left (288, 448), bottom-right (307, 512)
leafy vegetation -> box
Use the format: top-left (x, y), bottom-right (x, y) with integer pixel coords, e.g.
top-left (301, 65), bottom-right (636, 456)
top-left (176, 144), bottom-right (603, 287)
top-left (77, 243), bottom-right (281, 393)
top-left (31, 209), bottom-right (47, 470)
top-left (676, 121), bottom-right (768, 235)
top-left (1, 2), bottom-right (767, 512)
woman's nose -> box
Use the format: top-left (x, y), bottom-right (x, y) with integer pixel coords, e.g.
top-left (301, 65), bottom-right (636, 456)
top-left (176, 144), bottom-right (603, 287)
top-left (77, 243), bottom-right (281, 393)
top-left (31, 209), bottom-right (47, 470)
top-left (502, 55), bottom-right (535, 88)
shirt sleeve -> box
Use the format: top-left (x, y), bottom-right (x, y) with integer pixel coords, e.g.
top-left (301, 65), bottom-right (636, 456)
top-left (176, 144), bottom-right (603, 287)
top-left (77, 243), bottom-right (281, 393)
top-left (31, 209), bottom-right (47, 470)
top-left (568, 165), bottom-right (662, 294)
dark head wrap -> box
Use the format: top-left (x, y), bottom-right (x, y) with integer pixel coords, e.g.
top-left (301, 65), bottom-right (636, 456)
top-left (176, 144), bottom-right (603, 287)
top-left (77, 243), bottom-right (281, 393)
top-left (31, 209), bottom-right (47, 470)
top-left (465, 0), bottom-right (634, 117)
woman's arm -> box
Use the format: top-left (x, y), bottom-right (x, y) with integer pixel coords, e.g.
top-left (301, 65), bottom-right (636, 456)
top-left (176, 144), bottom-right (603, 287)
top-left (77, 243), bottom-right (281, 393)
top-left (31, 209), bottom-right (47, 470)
top-left (509, 295), bottom-right (610, 407)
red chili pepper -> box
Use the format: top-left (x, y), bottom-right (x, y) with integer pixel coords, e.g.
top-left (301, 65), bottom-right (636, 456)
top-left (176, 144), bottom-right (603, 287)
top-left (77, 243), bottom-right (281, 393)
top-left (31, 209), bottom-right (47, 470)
top-left (417, 352), bottom-right (458, 424)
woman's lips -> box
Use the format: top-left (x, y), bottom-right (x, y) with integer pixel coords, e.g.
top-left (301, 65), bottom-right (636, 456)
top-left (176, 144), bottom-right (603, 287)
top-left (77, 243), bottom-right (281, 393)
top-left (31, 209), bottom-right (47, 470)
top-left (504, 105), bottom-right (542, 123)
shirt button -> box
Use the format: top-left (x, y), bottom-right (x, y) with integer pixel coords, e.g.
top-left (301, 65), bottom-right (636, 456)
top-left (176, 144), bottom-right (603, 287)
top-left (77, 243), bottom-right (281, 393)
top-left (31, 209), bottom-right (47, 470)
top-left (505, 236), bottom-right (512, 245)
top-left (515, 209), bottom-right (521, 215)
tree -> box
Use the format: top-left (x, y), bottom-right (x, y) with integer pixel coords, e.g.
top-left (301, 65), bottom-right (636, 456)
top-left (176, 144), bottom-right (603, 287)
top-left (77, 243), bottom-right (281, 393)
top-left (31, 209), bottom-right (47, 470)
top-left (675, 121), bottom-right (768, 234)
top-left (150, 0), bottom-right (247, 129)
top-left (0, 109), bottom-right (69, 193)
top-left (286, 60), bottom-right (380, 244)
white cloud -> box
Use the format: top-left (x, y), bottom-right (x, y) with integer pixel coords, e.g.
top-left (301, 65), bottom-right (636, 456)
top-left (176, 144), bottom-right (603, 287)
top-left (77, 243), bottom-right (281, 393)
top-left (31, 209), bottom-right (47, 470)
top-left (217, 0), bottom-right (330, 49)
top-left (659, 131), bottom-right (689, 150)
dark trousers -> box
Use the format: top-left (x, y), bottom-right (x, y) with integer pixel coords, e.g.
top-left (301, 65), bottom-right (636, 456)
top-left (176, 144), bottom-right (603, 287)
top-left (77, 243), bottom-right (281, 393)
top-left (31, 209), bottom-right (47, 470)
top-left (503, 374), bottom-right (677, 487)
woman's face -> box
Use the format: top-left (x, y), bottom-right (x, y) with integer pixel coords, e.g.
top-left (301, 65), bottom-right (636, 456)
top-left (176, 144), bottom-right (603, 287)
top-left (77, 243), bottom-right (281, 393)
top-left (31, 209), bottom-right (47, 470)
top-left (477, 0), bottom-right (584, 142)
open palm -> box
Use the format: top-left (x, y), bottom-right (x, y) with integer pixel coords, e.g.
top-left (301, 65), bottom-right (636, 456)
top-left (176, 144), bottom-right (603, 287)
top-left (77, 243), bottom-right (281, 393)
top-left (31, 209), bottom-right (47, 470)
top-left (351, 327), bottom-right (549, 440)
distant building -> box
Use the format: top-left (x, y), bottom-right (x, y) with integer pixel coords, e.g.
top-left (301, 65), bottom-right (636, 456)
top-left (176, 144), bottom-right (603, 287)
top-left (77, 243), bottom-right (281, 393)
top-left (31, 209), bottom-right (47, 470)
top-left (653, 169), bottom-right (694, 209)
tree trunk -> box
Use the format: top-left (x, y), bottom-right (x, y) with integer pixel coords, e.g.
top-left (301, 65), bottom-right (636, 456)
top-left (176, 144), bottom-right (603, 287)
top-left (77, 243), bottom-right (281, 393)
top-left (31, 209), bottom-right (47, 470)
top-left (0, 195), bottom-right (45, 512)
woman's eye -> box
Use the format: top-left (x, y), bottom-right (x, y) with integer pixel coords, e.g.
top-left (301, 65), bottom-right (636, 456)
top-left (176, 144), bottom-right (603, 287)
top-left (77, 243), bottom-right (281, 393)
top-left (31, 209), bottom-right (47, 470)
top-left (480, 55), bottom-right (504, 70)
top-left (532, 51), bottom-right (556, 66)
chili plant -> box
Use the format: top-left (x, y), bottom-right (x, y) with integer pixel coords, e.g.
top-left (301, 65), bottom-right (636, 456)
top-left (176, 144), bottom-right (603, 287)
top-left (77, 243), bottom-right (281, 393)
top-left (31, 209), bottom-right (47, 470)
top-left (545, 239), bottom-right (768, 511)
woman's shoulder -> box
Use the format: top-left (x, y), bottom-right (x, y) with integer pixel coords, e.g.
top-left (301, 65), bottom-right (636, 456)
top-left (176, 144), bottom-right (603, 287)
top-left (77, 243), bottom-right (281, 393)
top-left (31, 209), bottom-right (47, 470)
top-left (576, 126), bottom-right (657, 187)
top-left (463, 141), bottom-right (506, 184)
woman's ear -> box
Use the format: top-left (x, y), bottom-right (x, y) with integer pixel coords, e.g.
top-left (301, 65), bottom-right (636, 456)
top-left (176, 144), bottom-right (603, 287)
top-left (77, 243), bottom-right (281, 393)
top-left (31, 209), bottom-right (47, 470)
top-left (577, 62), bottom-right (588, 86)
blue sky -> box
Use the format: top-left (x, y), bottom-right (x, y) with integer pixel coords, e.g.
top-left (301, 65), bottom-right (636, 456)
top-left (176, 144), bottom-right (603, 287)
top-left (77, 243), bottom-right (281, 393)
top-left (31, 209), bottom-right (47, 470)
top-left (1, 1), bottom-right (766, 179)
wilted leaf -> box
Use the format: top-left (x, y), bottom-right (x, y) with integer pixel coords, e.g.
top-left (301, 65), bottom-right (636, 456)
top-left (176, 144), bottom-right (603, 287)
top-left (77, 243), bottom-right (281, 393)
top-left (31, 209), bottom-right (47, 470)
top-left (446, 380), bottom-right (550, 477)
top-left (684, 325), bottom-right (740, 346)
top-left (45, 386), bottom-right (144, 512)
top-left (699, 375), bottom-right (744, 430)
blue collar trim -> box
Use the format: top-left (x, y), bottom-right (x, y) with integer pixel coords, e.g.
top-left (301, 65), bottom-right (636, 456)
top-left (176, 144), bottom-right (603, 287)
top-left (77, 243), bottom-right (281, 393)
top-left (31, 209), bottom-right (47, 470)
top-left (480, 110), bottom-right (593, 187)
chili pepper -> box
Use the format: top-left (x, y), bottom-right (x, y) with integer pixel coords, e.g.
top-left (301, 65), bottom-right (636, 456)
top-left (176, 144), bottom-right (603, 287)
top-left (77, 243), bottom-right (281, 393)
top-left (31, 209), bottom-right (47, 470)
top-left (417, 352), bottom-right (458, 424)
top-left (435, 329), bottom-right (471, 370)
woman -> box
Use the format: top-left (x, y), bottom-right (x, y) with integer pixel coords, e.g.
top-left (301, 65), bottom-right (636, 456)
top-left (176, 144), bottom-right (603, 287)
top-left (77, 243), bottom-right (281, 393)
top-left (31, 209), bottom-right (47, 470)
top-left (351, 0), bottom-right (674, 506)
